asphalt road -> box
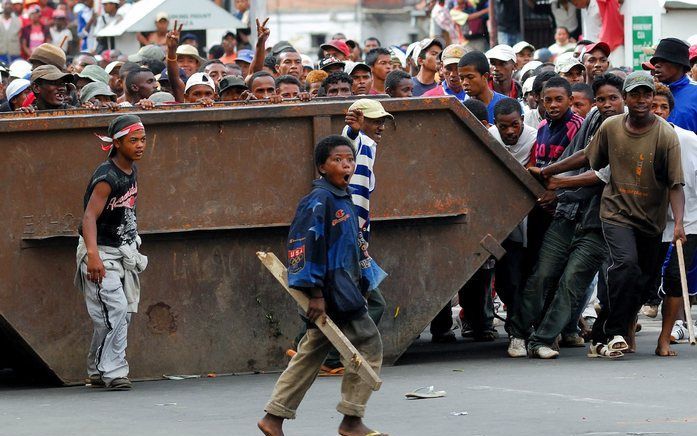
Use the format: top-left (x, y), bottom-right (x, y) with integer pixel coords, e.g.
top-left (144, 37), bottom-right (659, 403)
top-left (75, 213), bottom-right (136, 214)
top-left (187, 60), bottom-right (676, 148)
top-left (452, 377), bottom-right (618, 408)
top-left (2, 315), bottom-right (697, 436)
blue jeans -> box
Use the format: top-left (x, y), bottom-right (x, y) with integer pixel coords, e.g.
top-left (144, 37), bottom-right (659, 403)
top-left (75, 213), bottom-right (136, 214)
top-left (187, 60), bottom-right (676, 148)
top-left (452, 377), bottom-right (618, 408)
top-left (497, 31), bottom-right (521, 46)
top-left (509, 218), bottom-right (607, 348)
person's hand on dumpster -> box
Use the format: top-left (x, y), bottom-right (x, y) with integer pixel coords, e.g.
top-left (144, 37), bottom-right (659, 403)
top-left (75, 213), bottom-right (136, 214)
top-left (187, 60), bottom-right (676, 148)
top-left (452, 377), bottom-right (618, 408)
top-left (16, 105), bottom-right (35, 114)
top-left (268, 94), bottom-right (283, 104)
top-left (135, 99), bottom-right (156, 110)
top-left (240, 90), bottom-right (256, 101)
top-left (345, 108), bottom-right (364, 131)
top-left (86, 254), bottom-right (106, 284)
top-left (297, 91), bottom-right (312, 102)
top-left (528, 166), bottom-right (546, 182)
top-left (196, 97), bottom-right (216, 107)
top-left (306, 289), bottom-right (326, 324)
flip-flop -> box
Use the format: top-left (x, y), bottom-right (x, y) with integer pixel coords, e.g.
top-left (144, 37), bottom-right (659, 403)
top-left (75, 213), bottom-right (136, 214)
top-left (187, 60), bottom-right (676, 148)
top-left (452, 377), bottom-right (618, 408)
top-left (405, 386), bottom-right (446, 399)
top-left (587, 342), bottom-right (623, 359)
top-left (607, 335), bottom-right (629, 351)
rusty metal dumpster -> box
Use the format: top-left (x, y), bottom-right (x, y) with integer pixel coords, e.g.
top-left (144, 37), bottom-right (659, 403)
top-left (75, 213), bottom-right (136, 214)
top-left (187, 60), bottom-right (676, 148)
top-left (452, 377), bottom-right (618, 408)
top-left (0, 97), bottom-right (543, 384)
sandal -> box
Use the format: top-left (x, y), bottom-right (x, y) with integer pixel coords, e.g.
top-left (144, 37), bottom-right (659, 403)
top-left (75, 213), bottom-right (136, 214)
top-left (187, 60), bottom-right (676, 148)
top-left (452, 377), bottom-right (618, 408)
top-left (587, 342), bottom-right (623, 359)
top-left (607, 335), bottom-right (629, 351)
top-left (405, 386), bottom-right (447, 399)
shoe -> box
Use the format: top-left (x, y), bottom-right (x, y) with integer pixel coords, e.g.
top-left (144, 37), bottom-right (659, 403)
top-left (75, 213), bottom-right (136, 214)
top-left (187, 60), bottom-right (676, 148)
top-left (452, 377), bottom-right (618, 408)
top-left (560, 333), bottom-right (586, 347)
top-left (529, 345), bottom-right (559, 359)
top-left (431, 331), bottom-right (457, 343)
top-left (107, 377), bottom-right (132, 391)
top-left (507, 337), bottom-right (527, 358)
top-left (460, 319), bottom-right (473, 338)
top-left (473, 329), bottom-right (498, 342)
top-left (86, 374), bottom-right (105, 388)
top-left (641, 304), bottom-right (659, 318)
top-left (671, 320), bottom-right (689, 343)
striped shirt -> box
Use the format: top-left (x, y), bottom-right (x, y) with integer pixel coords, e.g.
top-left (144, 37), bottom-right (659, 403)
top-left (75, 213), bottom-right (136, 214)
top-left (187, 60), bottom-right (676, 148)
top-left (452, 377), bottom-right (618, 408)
top-left (342, 125), bottom-right (376, 239)
top-left (530, 108), bottom-right (583, 168)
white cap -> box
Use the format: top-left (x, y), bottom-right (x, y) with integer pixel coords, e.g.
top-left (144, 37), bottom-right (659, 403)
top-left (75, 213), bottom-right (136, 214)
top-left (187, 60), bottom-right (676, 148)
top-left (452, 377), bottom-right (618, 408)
top-left (9, 59), bottom-right (32, 79)
top-left (555, 52), bottom-right (585, 73)
top-left (512, 41), bottom-right (535, 54)
top-left (102, 0), bottom-right (120, 4)
top-left (405, 41), bottom-right (420, 64)
top-left (522, 76), bottom-right (535, 95)
top-left (412, 38), bottom-right (443, 63)
top-left (518, 60), bottom-right (542, 78)
top-left (155, 11), bottom-right (168, 22)
top-left (486, 44), bottom-right (516, 63)
top-left (300, 54), bottom-right (314, 69)
top-left (6, 78), bottom-right (30, 102)
top-left (389, 46), bottom-right (407, 68)
top-left (10, 0), bottom-right (23, 4)
top-left (185, 72), bottom-right (215, 93)
top-left (105, 61), bottom-right (124, 75)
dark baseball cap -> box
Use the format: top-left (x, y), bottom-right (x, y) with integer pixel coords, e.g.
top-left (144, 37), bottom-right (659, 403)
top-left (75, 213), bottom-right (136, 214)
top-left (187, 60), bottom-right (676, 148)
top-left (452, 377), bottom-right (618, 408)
top-left (219, 75), bottom-right (247, 94)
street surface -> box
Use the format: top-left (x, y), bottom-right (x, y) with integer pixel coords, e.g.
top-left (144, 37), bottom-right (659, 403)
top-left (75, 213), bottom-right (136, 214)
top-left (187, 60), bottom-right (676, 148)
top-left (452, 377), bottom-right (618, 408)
top-left (2, 315), bottom-right (697, 436)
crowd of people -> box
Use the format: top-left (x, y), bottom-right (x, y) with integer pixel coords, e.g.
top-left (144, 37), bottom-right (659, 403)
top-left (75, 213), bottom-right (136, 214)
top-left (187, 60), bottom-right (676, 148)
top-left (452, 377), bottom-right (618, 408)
top-left (8, 0), bottom-right (697, 432)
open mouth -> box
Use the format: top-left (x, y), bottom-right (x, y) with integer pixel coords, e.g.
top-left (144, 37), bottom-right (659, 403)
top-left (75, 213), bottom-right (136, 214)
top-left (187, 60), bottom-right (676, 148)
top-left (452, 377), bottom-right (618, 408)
top-left (343, 174), bottom-right (350, 182)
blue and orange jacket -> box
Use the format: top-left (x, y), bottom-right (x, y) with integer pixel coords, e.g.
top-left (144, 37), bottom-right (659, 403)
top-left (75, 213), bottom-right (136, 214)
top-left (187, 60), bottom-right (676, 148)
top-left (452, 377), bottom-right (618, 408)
top-left (287, 178), bottom-right (386, 323)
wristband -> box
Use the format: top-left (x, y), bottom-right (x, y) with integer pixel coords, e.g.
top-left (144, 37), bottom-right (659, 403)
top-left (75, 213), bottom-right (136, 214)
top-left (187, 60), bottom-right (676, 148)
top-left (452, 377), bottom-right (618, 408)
top-left (166, 55), bottom-right (177, 62)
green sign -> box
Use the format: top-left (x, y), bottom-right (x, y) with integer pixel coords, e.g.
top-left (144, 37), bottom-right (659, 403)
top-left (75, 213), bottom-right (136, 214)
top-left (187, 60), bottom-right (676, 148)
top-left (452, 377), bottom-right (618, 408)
top-left (632, 16), bottom-right (653, 69)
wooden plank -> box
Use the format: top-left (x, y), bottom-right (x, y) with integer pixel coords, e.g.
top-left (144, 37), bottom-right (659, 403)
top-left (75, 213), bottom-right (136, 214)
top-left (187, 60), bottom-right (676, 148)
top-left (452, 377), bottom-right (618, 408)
top-left (256, 251), bottom-right (383, 391)
top-left (676, 240), bottom-right (696, 345)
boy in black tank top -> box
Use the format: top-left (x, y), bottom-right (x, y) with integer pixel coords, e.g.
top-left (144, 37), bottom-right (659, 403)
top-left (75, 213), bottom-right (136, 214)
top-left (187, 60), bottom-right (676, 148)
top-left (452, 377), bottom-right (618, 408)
top-left (75, 114), bottom-right (148, 390)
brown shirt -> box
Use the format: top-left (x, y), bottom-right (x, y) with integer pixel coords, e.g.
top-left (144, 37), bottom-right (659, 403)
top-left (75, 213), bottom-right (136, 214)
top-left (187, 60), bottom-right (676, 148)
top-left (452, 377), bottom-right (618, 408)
top-left (584, 114), bottom-right (684, 235)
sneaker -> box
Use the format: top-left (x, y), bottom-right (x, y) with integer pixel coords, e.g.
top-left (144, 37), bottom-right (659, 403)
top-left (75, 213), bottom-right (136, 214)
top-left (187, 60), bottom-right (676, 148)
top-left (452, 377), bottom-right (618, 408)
top-left (431, 331), bottom-right (457, 343)
top-left (560, 333), bottom-right (586, 347)
top-left (86, 374), bottom-right (105, 388)
top-left (671, 320), bottom-right (689, 343)
top-left (641, 304), bottom-right (659, 318)
top-left (107, 377), bottom-right (132, 391)
top-left (529, 345), bottom-right (559, 359)
top-left (473, 329), bottom-right (498, 342)
top-left (460, 319), bottom-right (473, 338)
top-left (507, 337), bottom-right (527, 358)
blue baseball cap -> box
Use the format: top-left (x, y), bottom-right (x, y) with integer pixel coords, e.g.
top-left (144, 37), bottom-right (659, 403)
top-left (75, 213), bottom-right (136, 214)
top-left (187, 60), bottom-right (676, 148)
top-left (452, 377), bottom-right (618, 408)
top-left (235, 49), bottom-right (254, 64)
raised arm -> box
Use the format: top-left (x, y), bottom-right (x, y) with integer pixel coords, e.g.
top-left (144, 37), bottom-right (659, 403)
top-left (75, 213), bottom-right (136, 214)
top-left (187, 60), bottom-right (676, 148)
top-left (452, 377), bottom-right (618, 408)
top-left (165, 20), bottom-right (186, 103)
top-left (248, 18), bottom-right (270, 78)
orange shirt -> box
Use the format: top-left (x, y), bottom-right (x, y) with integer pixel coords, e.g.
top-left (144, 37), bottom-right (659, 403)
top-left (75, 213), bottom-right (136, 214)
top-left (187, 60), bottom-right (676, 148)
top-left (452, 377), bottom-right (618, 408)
top-left (219, 53), bottom-right (237, 64)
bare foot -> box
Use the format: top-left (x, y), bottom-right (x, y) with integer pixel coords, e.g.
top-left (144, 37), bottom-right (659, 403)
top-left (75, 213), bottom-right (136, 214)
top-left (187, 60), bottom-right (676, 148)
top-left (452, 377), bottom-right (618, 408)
top-left (258, 413), bottom-right (284, 436)
top-left (339, 415), bottom-right (386, 436)
top-left (655, 341), bottom-right (678, 357)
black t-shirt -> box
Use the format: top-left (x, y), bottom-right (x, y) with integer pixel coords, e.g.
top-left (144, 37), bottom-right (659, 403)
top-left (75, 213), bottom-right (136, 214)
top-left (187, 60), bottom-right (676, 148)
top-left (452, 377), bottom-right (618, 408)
top-left (79, 159), bottom-right (138, 247)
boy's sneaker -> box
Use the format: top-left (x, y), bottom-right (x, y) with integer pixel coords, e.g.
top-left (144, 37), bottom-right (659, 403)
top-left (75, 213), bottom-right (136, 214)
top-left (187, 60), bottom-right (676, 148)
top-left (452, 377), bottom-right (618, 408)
top-left (108, 377), bottom-right (132, 391)
top-left (507, 337), bottom-right (526, 358)
top-left (671, 320), bottom-right (689, 343)
top-left (560, 333), bottom-right (586, 347)
top-left (431, 331), bottom-right (457, 343)
top-left (529, 345), bottom-right (559, 359)
top-left (86, 374), bottom-right (105, 388)
top-left (641, 304), bottom-right (659, 318)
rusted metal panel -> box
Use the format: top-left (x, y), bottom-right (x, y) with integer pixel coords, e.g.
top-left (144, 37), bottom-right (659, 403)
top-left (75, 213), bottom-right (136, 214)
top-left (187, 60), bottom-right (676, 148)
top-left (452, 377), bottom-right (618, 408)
top-left (0, 97), bottom-right (543, 384)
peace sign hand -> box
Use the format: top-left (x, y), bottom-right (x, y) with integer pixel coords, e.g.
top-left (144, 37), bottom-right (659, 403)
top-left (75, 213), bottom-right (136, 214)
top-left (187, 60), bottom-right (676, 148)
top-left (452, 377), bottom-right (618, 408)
top-left (166, 20), bottom-right (184, 52)
top-left (256, 18), bottom-right (270, 44)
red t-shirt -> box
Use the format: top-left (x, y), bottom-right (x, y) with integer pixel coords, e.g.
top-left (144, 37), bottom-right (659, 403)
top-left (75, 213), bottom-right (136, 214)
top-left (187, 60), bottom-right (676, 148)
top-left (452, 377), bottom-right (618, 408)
top-left (598, 0), bottom-right (624, 52)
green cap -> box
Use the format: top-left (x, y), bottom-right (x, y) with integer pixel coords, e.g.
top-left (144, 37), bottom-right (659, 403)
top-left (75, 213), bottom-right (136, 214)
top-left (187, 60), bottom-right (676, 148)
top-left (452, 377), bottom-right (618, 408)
top-left (623, 71), bottom-right (655, 93)
top-left (80, 81), bottom-right (116, 104)
top-left (78, 64), bottom-right (110, 85)
top-left (128, 44), bottom-right (165, 63)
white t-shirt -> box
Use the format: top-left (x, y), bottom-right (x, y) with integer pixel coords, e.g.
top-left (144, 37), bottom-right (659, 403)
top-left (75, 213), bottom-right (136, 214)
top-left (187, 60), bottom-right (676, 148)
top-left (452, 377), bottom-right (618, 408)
top-left (524, 106), bottom-right (544, 130)
top-left (663, 125), bottom-right (697, 241)
top-left (581, 0), bottom-right (601, 42)
top-left (549, 41), bottom-right (576, 56)
top-left (551, 0), bottom-right (579, 33)
top-left (50, 27), bottom-right (73, 52)
top-left (488, 123), bottom-right (536, 166)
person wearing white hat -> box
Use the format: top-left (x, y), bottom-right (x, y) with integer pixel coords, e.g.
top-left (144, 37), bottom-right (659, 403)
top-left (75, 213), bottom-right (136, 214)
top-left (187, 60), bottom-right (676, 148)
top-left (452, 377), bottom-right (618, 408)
top-left (512, 41), bottom-right (535, 72)
top-left (137, 11), bottom-right (169, 47)
top-left (184, 72), bottom-right (216, 103)
top-left (93, 0), bottom-right (121, 53)
top-left (555, 54), bottom-right (586, 85)
top-left (9, 59), bottom-right (31, 79)
top-left (518, 60), bottom-right (542, 83)
top-left (0, 77), bottom-right (29, 111)
top-left (412, 38), bottom-right (444, 96)
top-left (486, 44), bottom-right (522, 99)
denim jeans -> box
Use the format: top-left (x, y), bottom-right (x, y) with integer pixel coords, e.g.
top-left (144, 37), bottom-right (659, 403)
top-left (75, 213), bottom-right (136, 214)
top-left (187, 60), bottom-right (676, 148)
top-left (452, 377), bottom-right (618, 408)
top-left (509, 218), bottom-right (607, 348)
